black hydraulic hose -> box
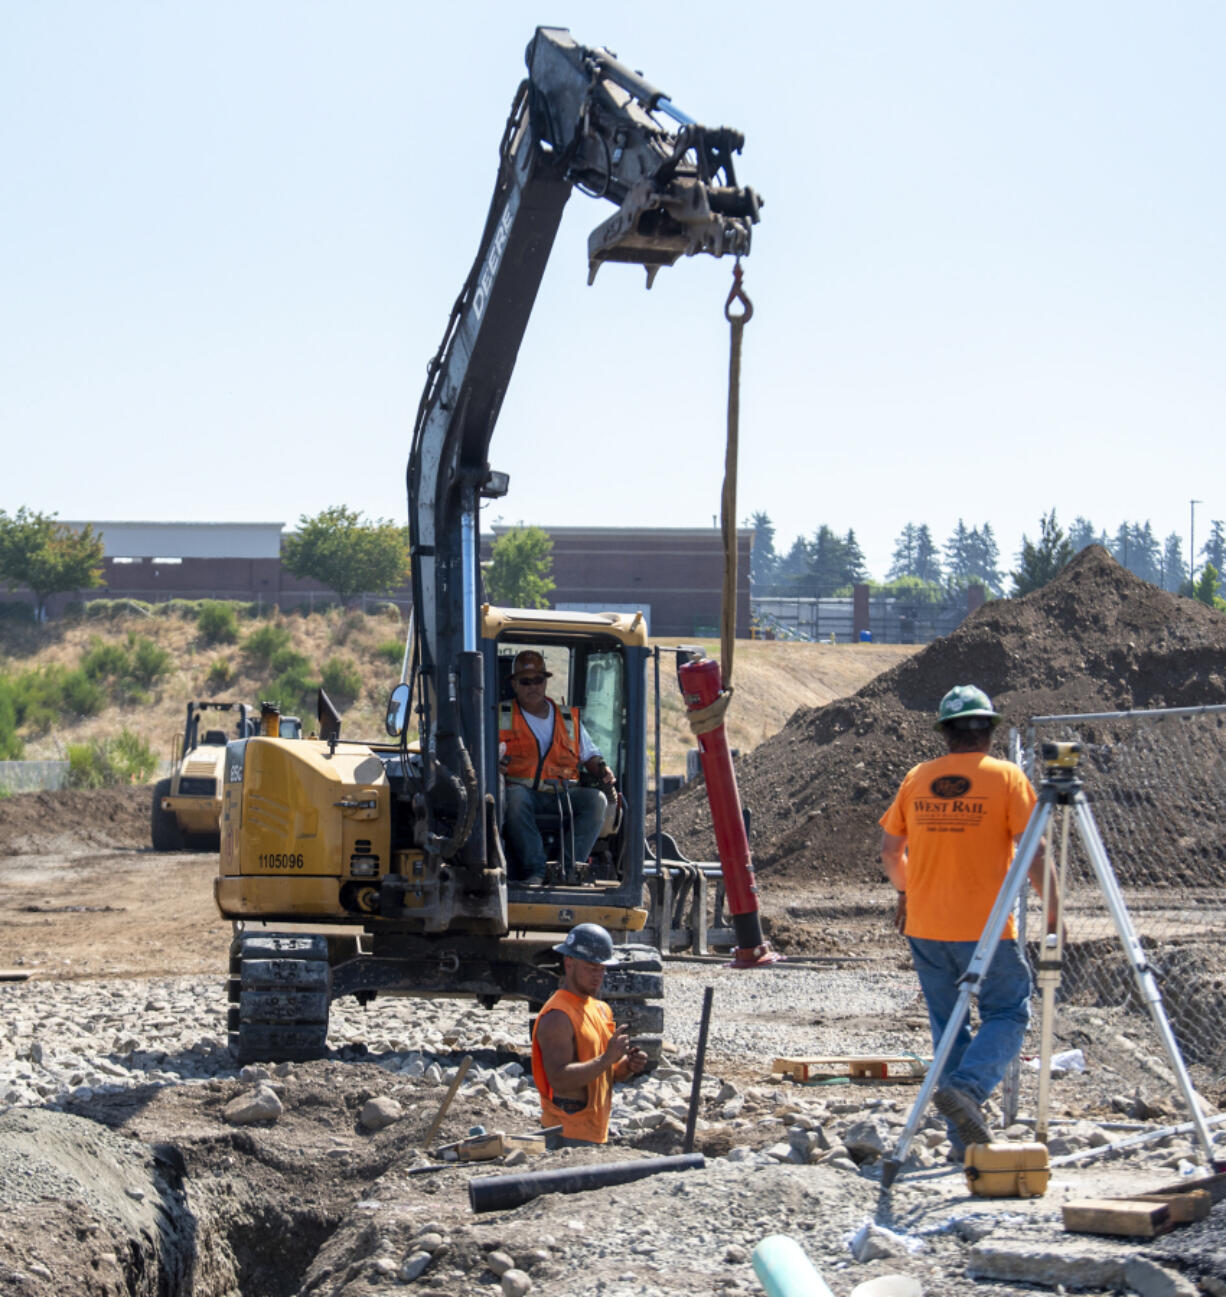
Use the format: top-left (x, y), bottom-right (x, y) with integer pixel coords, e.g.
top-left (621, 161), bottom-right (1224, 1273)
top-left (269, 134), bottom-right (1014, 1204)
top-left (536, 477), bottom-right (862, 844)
top-left (469, 1153), bottom-right (704, 1213)
top-left (426, 739), bottom-right (479, 857)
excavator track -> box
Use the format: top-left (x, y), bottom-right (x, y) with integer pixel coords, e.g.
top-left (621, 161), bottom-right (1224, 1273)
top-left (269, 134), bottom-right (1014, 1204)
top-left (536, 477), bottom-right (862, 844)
top-left (228, 933), bottom-right (332, 1065)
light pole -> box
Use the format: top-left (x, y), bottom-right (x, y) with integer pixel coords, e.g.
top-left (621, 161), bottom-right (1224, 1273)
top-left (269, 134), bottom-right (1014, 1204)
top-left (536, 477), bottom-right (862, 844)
top-left (1190, 499), bottom-right (1203, 592)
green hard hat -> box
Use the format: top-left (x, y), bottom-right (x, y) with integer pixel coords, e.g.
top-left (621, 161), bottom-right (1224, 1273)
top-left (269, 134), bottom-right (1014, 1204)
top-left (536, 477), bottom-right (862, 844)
top-left (934, 684), bottom-right (1001, 730)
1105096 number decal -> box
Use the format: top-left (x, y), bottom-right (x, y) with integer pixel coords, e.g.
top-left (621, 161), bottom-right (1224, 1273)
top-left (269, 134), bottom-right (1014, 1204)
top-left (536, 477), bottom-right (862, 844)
top-left (258, 852), bottom-right (305, 870)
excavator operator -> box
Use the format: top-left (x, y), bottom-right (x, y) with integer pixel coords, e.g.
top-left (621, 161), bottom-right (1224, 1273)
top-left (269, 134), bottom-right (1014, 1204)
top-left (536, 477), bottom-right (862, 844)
top-left (499, 649), bottom-right (616, 884)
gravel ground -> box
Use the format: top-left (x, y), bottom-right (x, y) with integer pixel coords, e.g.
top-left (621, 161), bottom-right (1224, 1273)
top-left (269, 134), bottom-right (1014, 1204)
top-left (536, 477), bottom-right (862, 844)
top-left (3, 961), bottom-right (1226, 1296)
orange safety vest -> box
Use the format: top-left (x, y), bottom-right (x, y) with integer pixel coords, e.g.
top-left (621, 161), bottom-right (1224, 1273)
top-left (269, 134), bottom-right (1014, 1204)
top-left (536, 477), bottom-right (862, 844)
top-left (531, 987), bottom-right (615, 1143)
top-left (499, 699), bottom-right (582, 787)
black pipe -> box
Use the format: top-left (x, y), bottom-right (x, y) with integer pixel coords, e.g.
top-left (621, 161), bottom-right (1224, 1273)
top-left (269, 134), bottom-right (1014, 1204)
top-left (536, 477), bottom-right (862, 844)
top-left (469, 1153), bottom-right (704, 1213)
top-left (683, 986), bottom-right (715, 1154)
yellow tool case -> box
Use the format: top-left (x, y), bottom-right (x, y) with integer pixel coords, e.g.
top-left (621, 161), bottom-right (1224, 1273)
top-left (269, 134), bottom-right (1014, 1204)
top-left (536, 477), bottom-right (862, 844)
top-left (963, 1142), bottom-right (1051, 1198)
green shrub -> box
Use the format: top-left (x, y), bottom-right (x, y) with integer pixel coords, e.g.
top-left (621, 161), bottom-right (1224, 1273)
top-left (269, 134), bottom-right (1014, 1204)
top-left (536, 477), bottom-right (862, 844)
top-left (60, 668), bottom-right (107, 717)
top-left (197, 600), bottom-right (240, 645)
top-left (81, 637), bottom-right (129, 680)
top-left (79, 633), bottom-right (169, 702)
top-left (266, 659), bottom-right (319, 716)
top-left (128, 634), bottom-right (171, 686)
top-left (0, 603), bottom-right (35, 623)
top-left (0, 678), bottom-right (23, 759)
top-left (242, 623), bottom-right (292, 668)
top-left (320, 656), bottom-right (362, 707)
top-left (10, 663), bottom-right (107, 729)
top-left (83, 598), bottom-right (155, 620)
top-left (206, 658), bottom-right (236, 691)
top-left (367, 601), bottom-right (403, 620)
top-left (157, 599), bottom-right (197, 617)
top-left (65, 728), bottom-right (157, 789)
top-left (376, 638), bottom-right (405, 667)
top-left (269, 647), bottom-right (309, 675)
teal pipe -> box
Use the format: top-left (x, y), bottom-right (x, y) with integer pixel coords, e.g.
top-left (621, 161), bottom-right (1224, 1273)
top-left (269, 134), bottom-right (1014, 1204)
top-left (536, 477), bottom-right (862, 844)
top-left (752, 1235), bottom-right (835, 1297)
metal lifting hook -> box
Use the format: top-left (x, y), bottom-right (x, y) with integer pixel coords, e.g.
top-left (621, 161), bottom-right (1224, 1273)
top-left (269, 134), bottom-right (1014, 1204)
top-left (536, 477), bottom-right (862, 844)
top-left (724, 259), bottom-right (754, 325)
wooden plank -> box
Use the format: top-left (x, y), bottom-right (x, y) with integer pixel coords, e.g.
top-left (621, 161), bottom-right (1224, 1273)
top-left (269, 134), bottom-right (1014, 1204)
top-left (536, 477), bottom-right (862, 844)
top-left (772, 1055), bottom-right (925, 1083)
top-left (1128, 1191), bottom-right (1211, 1224)
top-left (1063, 1198), bottom-right (1171, 1238)
top-left (1147, 1171), bottom-right (1226, 1205)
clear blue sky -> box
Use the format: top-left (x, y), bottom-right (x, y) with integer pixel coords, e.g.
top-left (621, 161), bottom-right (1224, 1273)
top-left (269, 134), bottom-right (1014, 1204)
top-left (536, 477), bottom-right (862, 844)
top-left (3, 2), bottom-right (1223, 583)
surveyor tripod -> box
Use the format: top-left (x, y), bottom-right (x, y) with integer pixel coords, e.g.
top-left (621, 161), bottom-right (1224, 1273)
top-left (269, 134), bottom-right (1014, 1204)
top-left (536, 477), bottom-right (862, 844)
top-left (881, 743), bottom-right (1215, 1188)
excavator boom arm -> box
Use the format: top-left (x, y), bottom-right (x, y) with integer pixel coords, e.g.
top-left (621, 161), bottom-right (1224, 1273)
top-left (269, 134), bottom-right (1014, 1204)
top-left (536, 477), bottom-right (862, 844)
top-left (406, 27), bottom-right (759, 867)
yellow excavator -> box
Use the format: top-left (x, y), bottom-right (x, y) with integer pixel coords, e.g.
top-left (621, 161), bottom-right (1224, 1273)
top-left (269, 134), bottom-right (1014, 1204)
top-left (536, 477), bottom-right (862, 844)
top-left (215, 27), bottom-right (760, 1063)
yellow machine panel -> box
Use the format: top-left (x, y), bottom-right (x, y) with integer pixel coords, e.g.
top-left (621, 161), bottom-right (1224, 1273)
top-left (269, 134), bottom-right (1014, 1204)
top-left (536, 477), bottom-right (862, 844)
top-left (218, 736), bottom-right (392, 921)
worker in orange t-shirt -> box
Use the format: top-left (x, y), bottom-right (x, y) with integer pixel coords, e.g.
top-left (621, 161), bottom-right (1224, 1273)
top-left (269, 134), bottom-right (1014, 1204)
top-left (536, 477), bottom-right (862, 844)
top-left (880, 685), bottom-right (1057, 1158)
top-left (531, 924), bottom-right (648, 1146)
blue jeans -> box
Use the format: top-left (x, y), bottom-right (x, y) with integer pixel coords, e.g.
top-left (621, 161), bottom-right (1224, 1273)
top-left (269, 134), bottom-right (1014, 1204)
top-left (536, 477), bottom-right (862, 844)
top-left (504, 782), bottom-right (607, 880)
top-left (908, 937), bottom-right (1032, 1145)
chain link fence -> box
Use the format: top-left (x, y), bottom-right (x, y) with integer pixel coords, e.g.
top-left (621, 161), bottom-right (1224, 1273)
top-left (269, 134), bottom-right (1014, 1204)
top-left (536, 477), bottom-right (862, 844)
top-left (1001, 705), bottom-right (1226, 1125)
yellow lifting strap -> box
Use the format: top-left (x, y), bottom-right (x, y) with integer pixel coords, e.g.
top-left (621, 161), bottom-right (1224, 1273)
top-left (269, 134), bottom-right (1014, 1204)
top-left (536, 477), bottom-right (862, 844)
top-left (720, 260), bottom-right (754, 692)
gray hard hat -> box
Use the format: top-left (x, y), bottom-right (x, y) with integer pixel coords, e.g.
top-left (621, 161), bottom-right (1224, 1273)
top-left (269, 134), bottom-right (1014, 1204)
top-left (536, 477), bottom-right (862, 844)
top-left (552, 923), bottom-right (618, 966)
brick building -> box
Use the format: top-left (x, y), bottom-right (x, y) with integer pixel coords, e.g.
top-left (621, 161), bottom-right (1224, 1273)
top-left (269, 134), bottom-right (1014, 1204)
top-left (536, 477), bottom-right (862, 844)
top-left (3, 521), bottom-right (751, 637)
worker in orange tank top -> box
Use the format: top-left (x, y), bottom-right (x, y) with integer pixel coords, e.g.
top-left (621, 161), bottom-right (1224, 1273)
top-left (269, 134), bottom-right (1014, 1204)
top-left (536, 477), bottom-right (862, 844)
top-left (531, 924), bottom-right (648, 1145)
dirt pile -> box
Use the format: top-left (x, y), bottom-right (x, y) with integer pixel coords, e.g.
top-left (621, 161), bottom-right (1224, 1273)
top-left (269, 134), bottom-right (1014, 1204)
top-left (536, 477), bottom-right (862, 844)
top-left (663, 546), bottom-right (1226, 889)
top-left (0, 785), bottom-right (150, 857)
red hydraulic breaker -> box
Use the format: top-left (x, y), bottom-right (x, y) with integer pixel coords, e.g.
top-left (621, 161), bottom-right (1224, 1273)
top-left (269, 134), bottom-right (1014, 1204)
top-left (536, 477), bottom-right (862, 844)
top-left (678, 654), bottom-right (782, 968)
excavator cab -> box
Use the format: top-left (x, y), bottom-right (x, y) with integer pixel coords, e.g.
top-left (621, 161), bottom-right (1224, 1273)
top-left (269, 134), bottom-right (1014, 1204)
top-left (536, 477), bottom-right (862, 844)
top-left (493, 634), bottom-right (631, 887)
top-left (478, 608), bottom-right (649, 922)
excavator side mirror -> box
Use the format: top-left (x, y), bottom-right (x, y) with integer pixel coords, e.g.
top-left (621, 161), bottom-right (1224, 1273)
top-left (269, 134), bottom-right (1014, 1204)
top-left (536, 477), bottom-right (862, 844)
top-left (386, 683), bottom-right (411, 738)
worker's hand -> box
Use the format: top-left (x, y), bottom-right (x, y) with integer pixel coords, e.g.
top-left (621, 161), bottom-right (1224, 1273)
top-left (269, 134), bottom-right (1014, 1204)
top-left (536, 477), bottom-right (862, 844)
top-left (624, 1045), bottom-right (649, 1075)
top-left (893, 892), bottom-right (907, 936)
top-left (603, 1024), bottom-right (631, 1069)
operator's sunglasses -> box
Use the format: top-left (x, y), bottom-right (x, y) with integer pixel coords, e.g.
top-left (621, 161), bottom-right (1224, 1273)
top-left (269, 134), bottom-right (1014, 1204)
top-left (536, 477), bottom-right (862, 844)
top-left (514, 674), bottom-right (548, 686)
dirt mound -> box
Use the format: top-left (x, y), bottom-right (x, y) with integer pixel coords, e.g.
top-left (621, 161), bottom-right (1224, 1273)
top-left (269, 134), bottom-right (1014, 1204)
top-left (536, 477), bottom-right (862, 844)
top-left (663, 546), bottom-right (1226, 889)
top-left (0, 785), bottom-right (151, 856)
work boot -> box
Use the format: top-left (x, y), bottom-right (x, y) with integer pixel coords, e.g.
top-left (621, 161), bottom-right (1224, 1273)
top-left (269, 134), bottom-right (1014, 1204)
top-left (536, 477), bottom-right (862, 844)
top-left (934, 1086), bottom-right (992, 1148)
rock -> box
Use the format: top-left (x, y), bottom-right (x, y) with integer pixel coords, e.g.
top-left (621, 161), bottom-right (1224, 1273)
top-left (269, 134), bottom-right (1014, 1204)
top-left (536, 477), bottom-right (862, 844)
top-left (849, 1223), bottom-right (910, 1263)
top-left (842, 1118), bottom-right (890, 1162)
top-left (724, 1244), bottom-right (749, 1264)
top-left (414, 1232), bottom-right (445, 1254)
top-left (1124, 1258), bottom-right (1198, 1297)
top-left (400, 1251), bottom-right (433, 1282)
top-left (504, 1149), bottom-right (528, 1167)
top-left (487, 1250), bottom-right (515, 1275)
top-left (501, 1268), bottom-right (532, 1296)
top-left (223, 1086), bottom-right (283, 1124)
top-left (359, 1095), bottom-right (403, 1130)
top-left (968, 1241), bottom-right (1125, 1288)
top-left (850, 1277), bottom-right (923, 1297)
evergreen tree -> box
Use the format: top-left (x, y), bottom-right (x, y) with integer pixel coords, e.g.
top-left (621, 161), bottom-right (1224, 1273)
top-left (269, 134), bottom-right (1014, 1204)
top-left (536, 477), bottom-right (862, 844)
top-left (887, 524), bottom-right (920, 581)
top-left (1201, 520), bottom-right (1226, 576)
top-left (810, 526), bottom-right (848, 597)
top-left (1161, 532), bottom-right (1187, 593)
top-left (746, 511), bottom-right (779, 588)
top-left (1012, 510), bottom-right (1074, 595)
top-left (915, 525), bottom-right (942, 584)
top-left (1068, 516), bottom-right (1098, 551)
top-left (842, 529), bottom-right (868, 585)
top-left (943, 519), bottom-right (972, 590)
top-left (776, 535), bottom-right (810, 583)
top-left (1193, 563), bottom-right (1225, 611)
top-left (965, 524), bottom-right (1003, 596)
